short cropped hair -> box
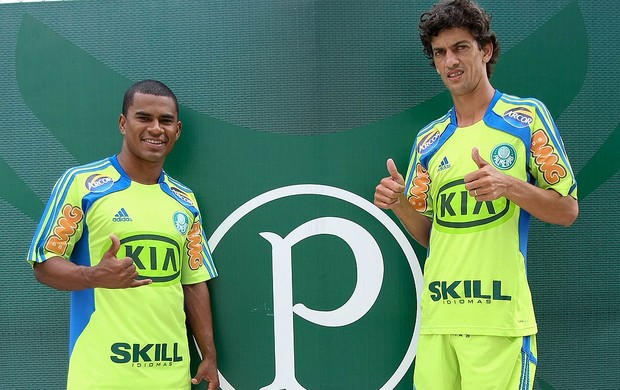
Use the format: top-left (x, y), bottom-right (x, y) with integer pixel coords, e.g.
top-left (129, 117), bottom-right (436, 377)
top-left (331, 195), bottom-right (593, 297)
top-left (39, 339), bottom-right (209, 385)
top-left (419, 0), bottom-right (500, 77)
top-left (122, 80), bottom-right (179, 116)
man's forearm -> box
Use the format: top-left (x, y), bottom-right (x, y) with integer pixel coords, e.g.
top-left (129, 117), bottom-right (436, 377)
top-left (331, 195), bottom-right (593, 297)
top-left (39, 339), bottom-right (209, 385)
top-left (505, 176), bottom-right (578, 227)
top-left (33, 257), bottom-right (95, 291)
top-left (183, 282), bottom-right (217, 361)
top-left (392, 195), bottom-right (432, 248)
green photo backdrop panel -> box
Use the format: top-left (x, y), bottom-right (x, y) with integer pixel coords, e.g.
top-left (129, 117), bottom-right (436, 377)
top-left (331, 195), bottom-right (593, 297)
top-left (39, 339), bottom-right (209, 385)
top-left (1, 1), bottom-right (618, 389)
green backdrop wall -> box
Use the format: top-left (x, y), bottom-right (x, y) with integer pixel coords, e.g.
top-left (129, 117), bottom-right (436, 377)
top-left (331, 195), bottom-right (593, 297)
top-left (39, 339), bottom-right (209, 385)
top-left (1, 0), bottom-right (618, 389)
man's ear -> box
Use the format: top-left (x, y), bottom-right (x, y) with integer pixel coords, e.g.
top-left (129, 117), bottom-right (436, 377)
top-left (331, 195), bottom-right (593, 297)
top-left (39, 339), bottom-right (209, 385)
top-left (119, 114), bottom-right (126, 135)
top-left (482, 42), bottom-right (493, 63)
top-left (175, 121), bottom-right (182, 140)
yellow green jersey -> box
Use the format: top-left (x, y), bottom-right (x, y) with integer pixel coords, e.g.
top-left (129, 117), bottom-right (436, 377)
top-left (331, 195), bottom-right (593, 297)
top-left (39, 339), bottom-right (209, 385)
top-left (404, 91), bottom-right (577, 337)
top-left (27, 155), bottom-right (217, 389)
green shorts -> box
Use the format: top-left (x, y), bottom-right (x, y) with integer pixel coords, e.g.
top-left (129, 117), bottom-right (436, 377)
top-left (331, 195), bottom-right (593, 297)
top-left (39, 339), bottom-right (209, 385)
top-left (413, 334), bottom-right (537, 390)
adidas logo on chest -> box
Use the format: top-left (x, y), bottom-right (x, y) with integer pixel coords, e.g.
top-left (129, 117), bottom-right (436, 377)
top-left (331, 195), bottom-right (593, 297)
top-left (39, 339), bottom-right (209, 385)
top-left (112, 208), bottom-right (133, 222)
top-left (437, 156), bottom-right (451, 172)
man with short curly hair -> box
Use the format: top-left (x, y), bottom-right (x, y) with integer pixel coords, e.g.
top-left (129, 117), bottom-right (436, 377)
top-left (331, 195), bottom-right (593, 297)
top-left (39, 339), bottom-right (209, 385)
top-left (374, 1), bottom-right (578, 388)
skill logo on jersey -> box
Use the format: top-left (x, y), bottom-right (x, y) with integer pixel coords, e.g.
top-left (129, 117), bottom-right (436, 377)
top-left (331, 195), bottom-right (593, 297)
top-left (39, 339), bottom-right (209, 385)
top-left (171, 187), bottom-right (194, 206)
top-left (110, 342), bottom-right (183, 366)
top-left (417, 130), bottom-right (441, 154)
top-left (173, 211), bottom-right (190, 235)
top-left (428, 279), bottom-right (512, 304)
top-left (44, 204), bottom-right (83, 256)
top-left (491, 144), bottom-right (517, 170)
top-left (435, 179), bottom-right (513, 232)
top-left (118, 234), bottom-right (182, 284)
top-left (502, 107), bottom-right (533, 128)
top-left (85, 174), bottom-right (114, 193)
top-left (531, 129), bottom-right (567, 185)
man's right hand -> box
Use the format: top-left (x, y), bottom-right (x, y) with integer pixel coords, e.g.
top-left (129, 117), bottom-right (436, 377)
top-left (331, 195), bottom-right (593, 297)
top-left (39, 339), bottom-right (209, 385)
top-left (86, 234), bottom-right (152, 289)
top-left (374, 158), bottom-right (406, 209)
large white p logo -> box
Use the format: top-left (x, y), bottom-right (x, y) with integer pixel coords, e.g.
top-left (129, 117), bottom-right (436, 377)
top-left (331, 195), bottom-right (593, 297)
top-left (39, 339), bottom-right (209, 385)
top-left (260, 217), bottom-right (384, 390)
top-left (207, 184), bottom-right (423, 390)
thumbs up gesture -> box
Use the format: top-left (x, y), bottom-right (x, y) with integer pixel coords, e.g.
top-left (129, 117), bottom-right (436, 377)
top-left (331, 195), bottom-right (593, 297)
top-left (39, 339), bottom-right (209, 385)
top-left (86, 234), bottom-right (152, 289)
top-left (471, 147), bottom-right (490, 169)
top-left (374, 158), bottom-right (406, 209)
top-left (464, 147), bottom-right (508, 201)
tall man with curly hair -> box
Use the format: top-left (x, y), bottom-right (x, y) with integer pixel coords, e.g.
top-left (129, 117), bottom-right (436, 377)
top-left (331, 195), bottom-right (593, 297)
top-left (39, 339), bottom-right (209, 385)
top-left (374, 1), bottom-right (578, 389)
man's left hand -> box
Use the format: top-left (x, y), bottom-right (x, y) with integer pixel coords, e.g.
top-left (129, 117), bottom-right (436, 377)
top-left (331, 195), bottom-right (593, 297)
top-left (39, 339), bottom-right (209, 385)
top-left (191, 358), bottom-right (220, 390)
top-left (464, 147), bottom-right (512, 201)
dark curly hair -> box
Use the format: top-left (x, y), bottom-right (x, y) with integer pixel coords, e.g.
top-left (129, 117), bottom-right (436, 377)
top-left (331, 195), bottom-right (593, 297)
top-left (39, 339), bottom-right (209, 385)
top-left (419, 0), bottom-right (500, 77)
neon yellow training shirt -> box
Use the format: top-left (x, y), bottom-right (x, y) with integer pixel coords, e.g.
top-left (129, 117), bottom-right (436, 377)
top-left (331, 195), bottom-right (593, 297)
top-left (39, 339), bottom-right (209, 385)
top-left (27, 155), bottom-right (217, 389)
top-left (405, 91), bottom-right (577, 337)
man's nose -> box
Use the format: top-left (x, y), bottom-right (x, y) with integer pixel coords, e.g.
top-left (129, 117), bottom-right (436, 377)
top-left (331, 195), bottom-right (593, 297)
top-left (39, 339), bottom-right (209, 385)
top-left (446, 50), bottom-right (459, 67)
top-left (148, 120), bottom-right (164, 132)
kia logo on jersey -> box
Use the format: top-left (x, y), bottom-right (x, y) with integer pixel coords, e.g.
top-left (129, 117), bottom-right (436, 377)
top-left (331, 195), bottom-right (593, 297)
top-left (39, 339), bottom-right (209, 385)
top-left (118, 234), bottom-right (182, 284)
top-left (435, 179), bottom-right (514, 231)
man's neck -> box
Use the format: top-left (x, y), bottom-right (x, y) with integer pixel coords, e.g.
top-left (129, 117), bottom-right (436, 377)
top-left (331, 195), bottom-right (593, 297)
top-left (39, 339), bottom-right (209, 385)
top-left (116, 153), bottom-right (163, 185)
top-left (453, 83), bottom-right (496, 127)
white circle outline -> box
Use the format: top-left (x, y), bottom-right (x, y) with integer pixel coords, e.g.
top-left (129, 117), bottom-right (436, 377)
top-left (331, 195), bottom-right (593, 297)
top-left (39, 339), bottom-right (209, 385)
top-left (204, 184), bottom-right (423, 390)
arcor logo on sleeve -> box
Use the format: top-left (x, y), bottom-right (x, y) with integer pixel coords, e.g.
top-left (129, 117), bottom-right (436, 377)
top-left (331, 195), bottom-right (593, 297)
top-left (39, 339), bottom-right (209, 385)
top-left (417, 130), bottom-right (441, 154)
top-left (502, 107), bottom-right (534, 128)
top-left (85, 174), bottom-right (114, 193)
top-left (44, 204), bottom-right (83, 256)
top-left (170, 187), bottom-right (194, 206)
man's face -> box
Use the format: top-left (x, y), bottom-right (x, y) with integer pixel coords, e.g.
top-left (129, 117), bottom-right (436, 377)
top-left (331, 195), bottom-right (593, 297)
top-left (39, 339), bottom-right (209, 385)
top-left (430, 27), bottom-right (492, 97)
top-left (118, 92), bottom-right (181, 164)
